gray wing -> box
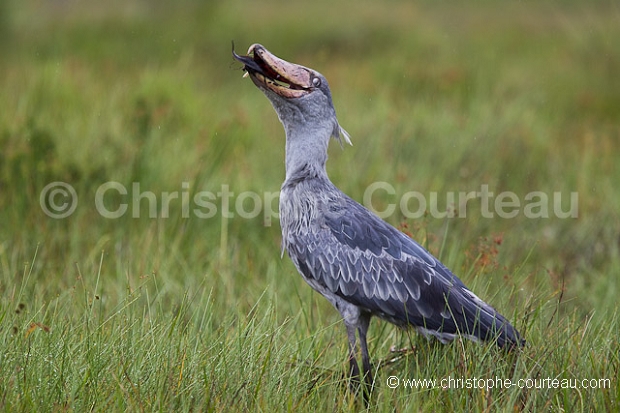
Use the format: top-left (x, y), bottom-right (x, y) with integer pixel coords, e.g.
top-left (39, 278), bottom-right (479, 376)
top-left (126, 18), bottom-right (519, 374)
top-left (286, 194), bottom-right (523, 348)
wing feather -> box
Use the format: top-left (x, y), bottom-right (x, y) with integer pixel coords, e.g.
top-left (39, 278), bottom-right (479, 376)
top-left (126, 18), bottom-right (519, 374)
top-left (285, 192), bottom-right (523, 347)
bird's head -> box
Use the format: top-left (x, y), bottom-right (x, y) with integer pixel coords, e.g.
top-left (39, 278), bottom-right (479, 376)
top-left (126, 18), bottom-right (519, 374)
top-left (234, 43), bottom-right (351, 147)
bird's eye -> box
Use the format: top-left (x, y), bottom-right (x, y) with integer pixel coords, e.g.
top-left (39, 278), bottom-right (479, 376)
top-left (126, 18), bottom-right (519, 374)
top-left (312, 77), bottom-right (321, 87)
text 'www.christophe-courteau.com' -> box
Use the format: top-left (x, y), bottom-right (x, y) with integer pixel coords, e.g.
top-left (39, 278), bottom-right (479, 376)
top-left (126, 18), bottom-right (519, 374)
top-left (386, 375), bottom-right (611, 391)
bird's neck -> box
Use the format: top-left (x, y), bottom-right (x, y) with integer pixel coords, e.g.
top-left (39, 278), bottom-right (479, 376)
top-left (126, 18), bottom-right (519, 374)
top-left (283, 128), bottom-right (330, 183)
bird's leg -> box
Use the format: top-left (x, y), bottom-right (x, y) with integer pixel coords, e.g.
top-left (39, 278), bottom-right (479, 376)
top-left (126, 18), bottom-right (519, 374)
top-left (345, 323), bottom-right (362, 394)
top-left (357, 313), bottom-right (374, 398)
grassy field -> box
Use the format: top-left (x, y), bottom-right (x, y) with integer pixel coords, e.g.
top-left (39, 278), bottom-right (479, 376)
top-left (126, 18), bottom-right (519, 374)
top-left (1, 0), bottom-right (618, 411)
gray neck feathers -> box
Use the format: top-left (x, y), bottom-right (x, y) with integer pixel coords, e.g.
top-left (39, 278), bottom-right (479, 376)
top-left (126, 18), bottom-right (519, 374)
top-left (284, 124), bottom-right (331, 183)
top-left (266, 91), bottom-right (339, 184)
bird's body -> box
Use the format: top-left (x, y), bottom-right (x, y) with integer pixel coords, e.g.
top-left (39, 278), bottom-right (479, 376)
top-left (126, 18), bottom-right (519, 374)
top-left (234, 43), bottom-right (523, 396)
top-left (281, 175), bottom-right (520, 346)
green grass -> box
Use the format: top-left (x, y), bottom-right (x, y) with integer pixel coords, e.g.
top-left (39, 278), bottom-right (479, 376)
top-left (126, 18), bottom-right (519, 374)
top-left (1, 0), bottom-right (619, 411)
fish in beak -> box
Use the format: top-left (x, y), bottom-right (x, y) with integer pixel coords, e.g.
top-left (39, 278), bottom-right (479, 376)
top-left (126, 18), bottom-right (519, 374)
top-left (233, 43), bottom-right (318, 99)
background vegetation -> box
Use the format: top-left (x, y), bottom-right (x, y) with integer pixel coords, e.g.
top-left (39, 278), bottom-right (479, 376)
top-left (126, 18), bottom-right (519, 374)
top-left (0, 0), bottom-right (618, 411)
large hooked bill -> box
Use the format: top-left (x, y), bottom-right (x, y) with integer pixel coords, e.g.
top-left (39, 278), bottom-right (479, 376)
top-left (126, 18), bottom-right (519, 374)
top-left (232, 43), bottom-right (316, 99)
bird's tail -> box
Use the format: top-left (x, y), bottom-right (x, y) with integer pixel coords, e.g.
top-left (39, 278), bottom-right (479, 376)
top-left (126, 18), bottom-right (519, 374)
top-left (425, 284), bottom-right (526, 349)
top-left (461, 297), bottom-right (525, 349)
